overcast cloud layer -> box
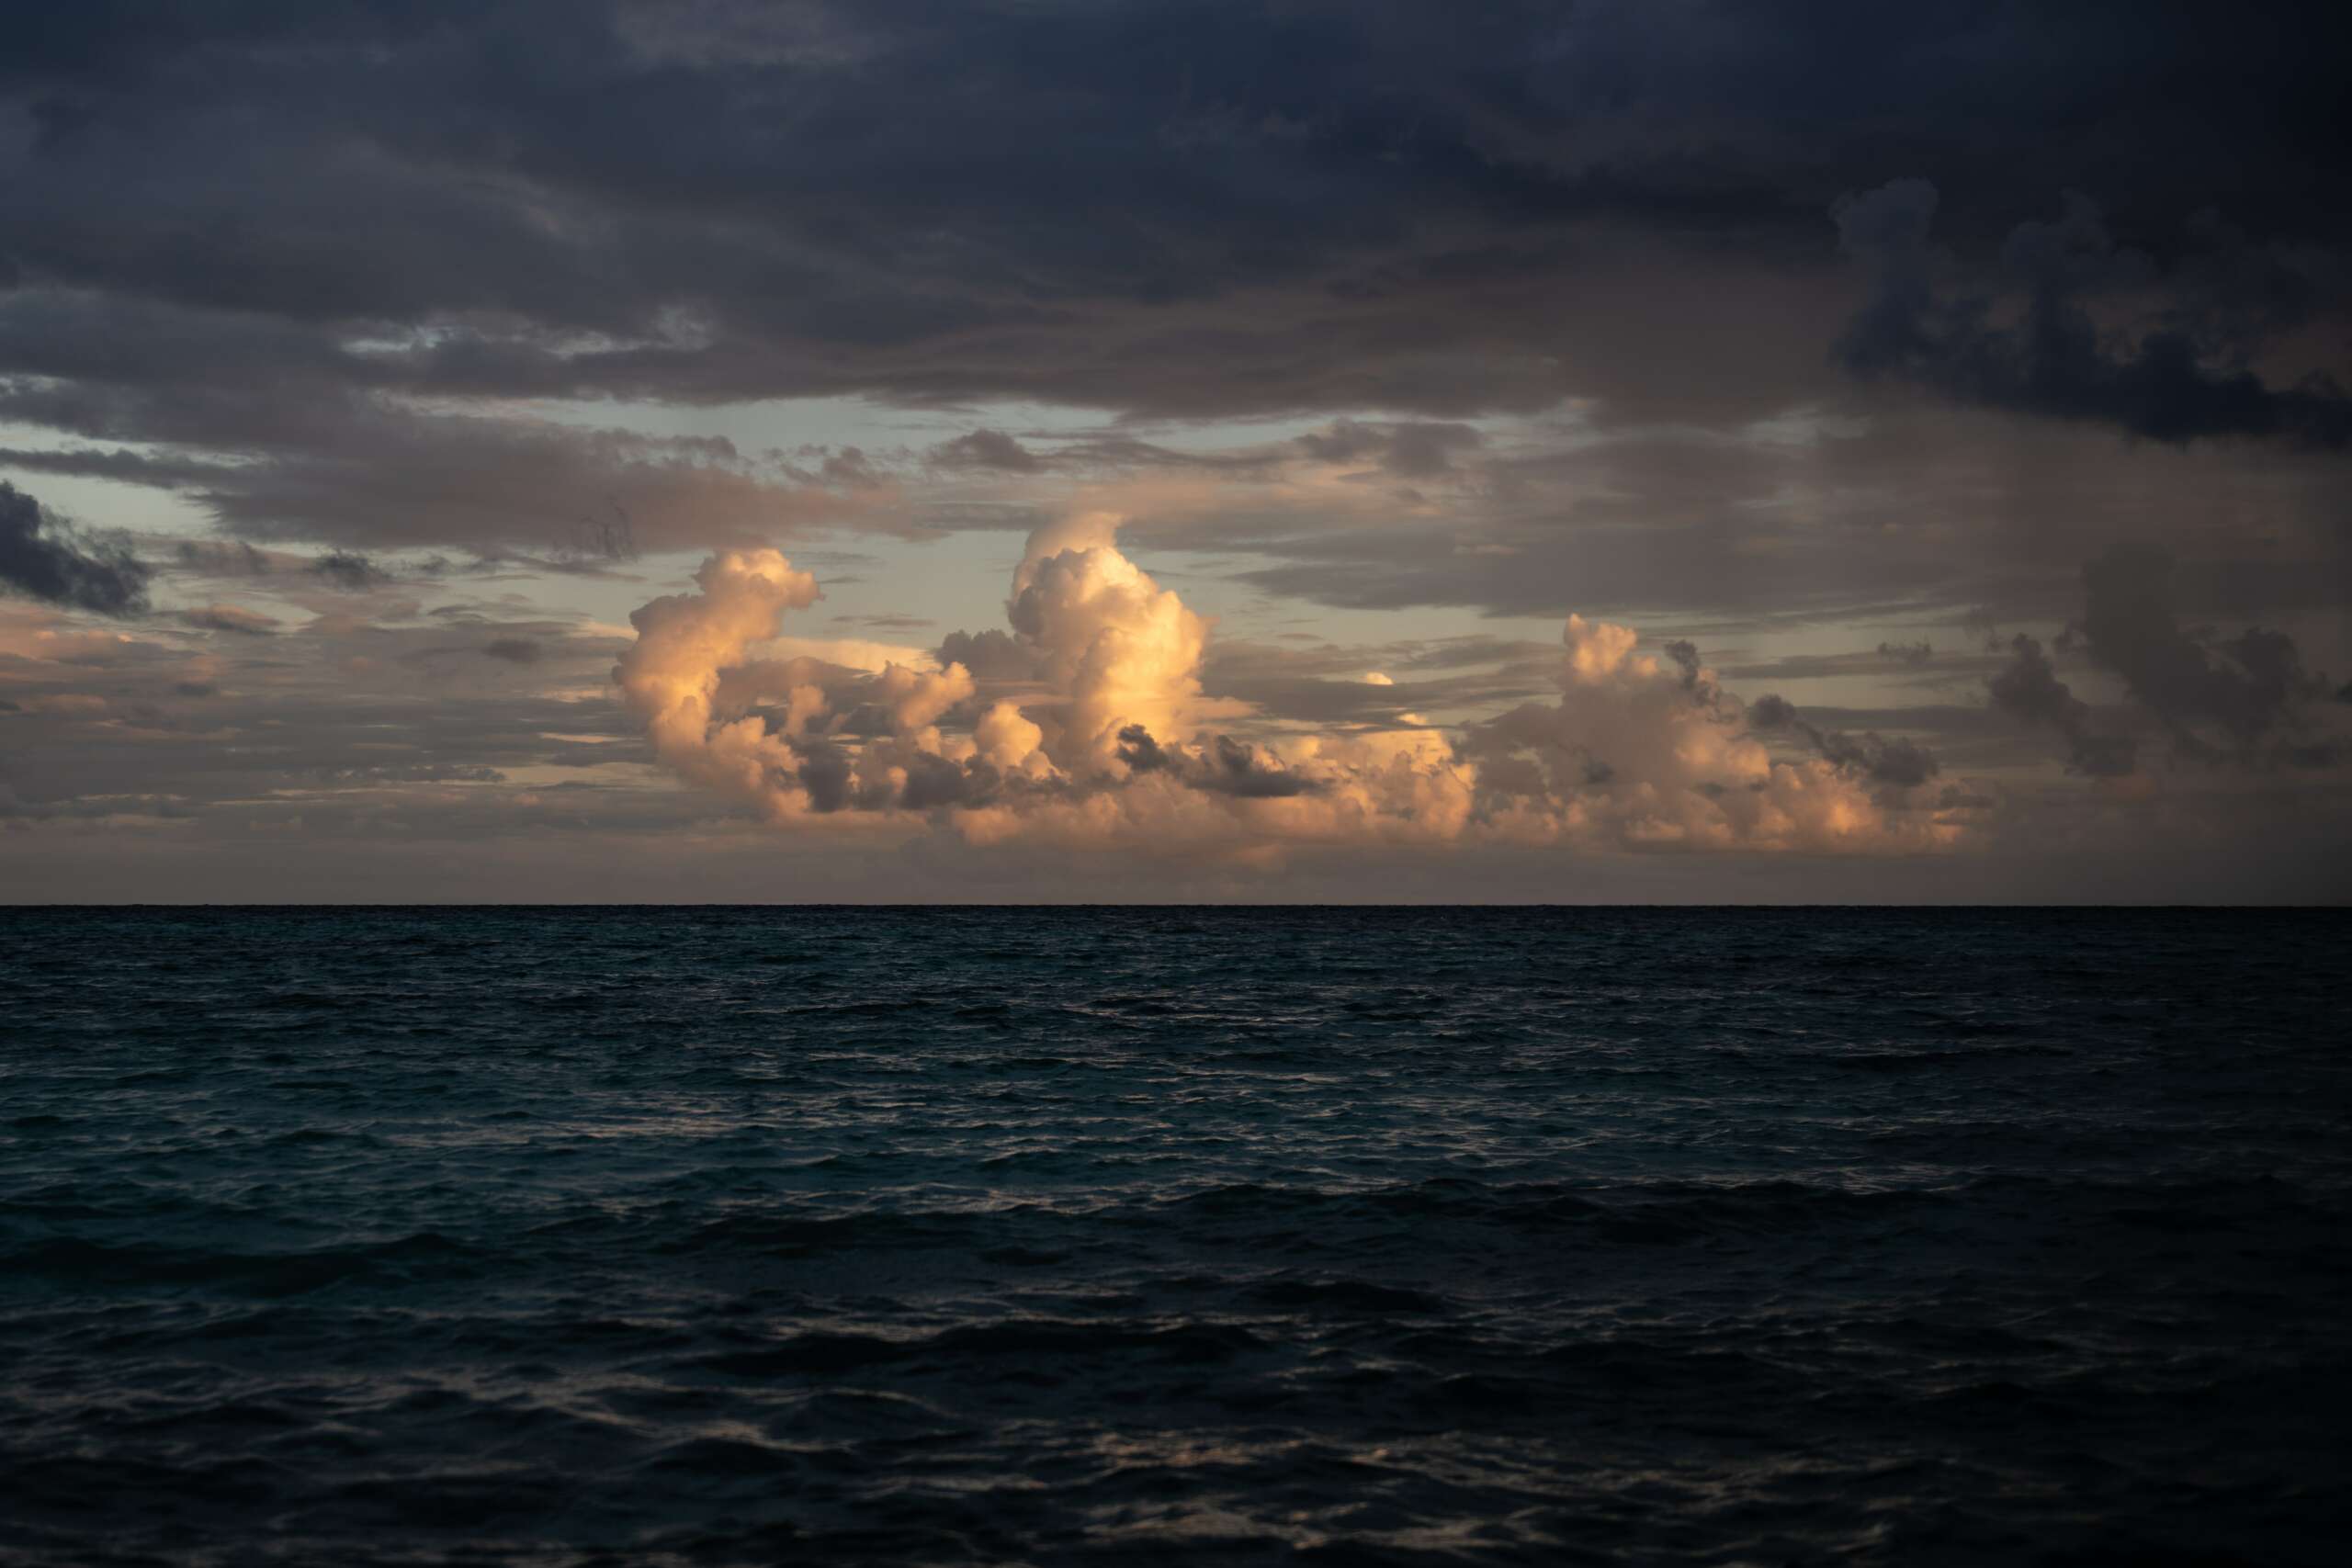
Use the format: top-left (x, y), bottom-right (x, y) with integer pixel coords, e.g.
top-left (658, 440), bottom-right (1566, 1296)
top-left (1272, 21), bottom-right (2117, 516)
top-left (4, 1), bottom-right (2348, 900)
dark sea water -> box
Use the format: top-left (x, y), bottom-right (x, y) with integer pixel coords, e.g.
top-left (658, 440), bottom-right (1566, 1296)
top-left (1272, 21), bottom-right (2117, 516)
top-left (3, 908), bottom-right (2348, 1566)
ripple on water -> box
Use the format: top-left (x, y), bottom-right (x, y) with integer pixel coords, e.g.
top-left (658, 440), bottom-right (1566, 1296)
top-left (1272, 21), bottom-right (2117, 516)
top-left (2, 906), bottom-right (2349, 1565)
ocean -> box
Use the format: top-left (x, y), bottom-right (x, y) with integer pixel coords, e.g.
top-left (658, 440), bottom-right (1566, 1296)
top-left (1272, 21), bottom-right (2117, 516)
top-left (2, 907), bottom-right (2346, 1565)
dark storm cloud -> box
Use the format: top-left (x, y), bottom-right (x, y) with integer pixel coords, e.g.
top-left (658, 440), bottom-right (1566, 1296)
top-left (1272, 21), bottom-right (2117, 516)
top-left (794, 744), bottom-right (856, 814)
top-left (1986, 634), bottom-right (2140, 778)
top-left (1115, 725), bottom-right (1316, 798)
top-left (1836, 183), bottom-right (2352, 449)
top-left (4, 1), bottom-right (2346, 482)
top-left (0, 481), bottom-right (152, 615)
top-left (1202, 735), bottom-right (1315, 797)
top-left (797, 741), bottom-right (1008, 814)
top-left (1744, 692), bottom-right (1940, 789)
top-left (1816, 730), bottom-right (1939, 789)
top-left (179, 604), bottom-right (279, 637)
top-left (1661, 639), bottom-right (1704, 690)
top-left (2075, 545), bottom-right (2333, 761)
top-left (900, 752), bottom-right (1000, 812)
top-left (936, 628), bottom-right (1039, 682)
top-left (481, 637), bottom-right (542, 663)
top-left (1114, 724), bottom-right (1176, 774)
top-left (311, 551), bottom-right (393, 592)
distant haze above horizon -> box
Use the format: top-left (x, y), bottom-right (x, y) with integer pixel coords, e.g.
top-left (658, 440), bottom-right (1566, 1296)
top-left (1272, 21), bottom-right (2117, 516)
top-left (5, 2), bottom-right (2350, 901)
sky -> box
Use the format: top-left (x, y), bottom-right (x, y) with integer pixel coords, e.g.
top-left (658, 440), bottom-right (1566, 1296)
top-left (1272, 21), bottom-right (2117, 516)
top-left (3, 0), bottom-right (2349, 902)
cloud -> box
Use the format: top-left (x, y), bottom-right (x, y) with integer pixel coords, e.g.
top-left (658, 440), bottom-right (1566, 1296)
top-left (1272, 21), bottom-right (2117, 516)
top-left (1744, 692), bottom-right (1941, 790)
top-left (932, 429), bottom-right (1045, 473)
top-left (936, 627), bottom-right (1039, 682)
top-left (1986, 633), bottom-right (2140, 777)
top-left (1004, 512), bottom-right (1210, 771)
top-left (311, 551), bottom-right (393, 592)
top-left (6, 4), bottom-right (2348, 899)
top-left (1192, 637), bottom-right (1551, 732)
top-left (1456, 617), bottom-right (1958, 853)
top-left (2075, 544), bottom-right (2328, 756)
top-left (1298, 420), bottom-right (1484, 477)
top-left (1115, 725), bottom-right (1316, 798)
top-left (1836, 182), bottom-right (2351, 449)
top-left (0, 596), bottom-right (681, 854)
top-left (614, 549), bottom-right (827, 820)
top-left (175, 540), bottom-right (276, 577)
top-left (612, 548), bottom-right (1006, 820)
top-left (179, 604), bottom-right (280, 637)
top-left (0, 367), bottom-right (884, 557)
top-left (0, 481), bottom-right (152, 616)
top-left (831, 612), bottom-right (936, 632)
top-left (1981, 545), bottom-right (2346, 774)
top-left (0, 4), bottom-right (2339, 669)
top-left (482, 637), bottom-right (541, 663)
top-left (616, 514), bottom-right (1962, 861)
top-left (6, 0), bottom-right (2338, 570)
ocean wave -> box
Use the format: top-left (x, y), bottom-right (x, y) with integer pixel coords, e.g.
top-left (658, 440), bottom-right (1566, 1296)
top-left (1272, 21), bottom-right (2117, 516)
top-left (2, 907), bottom-right (2347, 1565)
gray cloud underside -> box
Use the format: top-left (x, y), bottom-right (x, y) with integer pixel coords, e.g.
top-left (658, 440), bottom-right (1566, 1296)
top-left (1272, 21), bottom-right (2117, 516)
top-left (0, 2), bottom-right (2346, 581)
top-left (0, 480), bottom-right (150, 615)
top-left (1837, 182), bottom-right (2351, 449)
top-left (8, 2), bottom-right (2345, 393)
